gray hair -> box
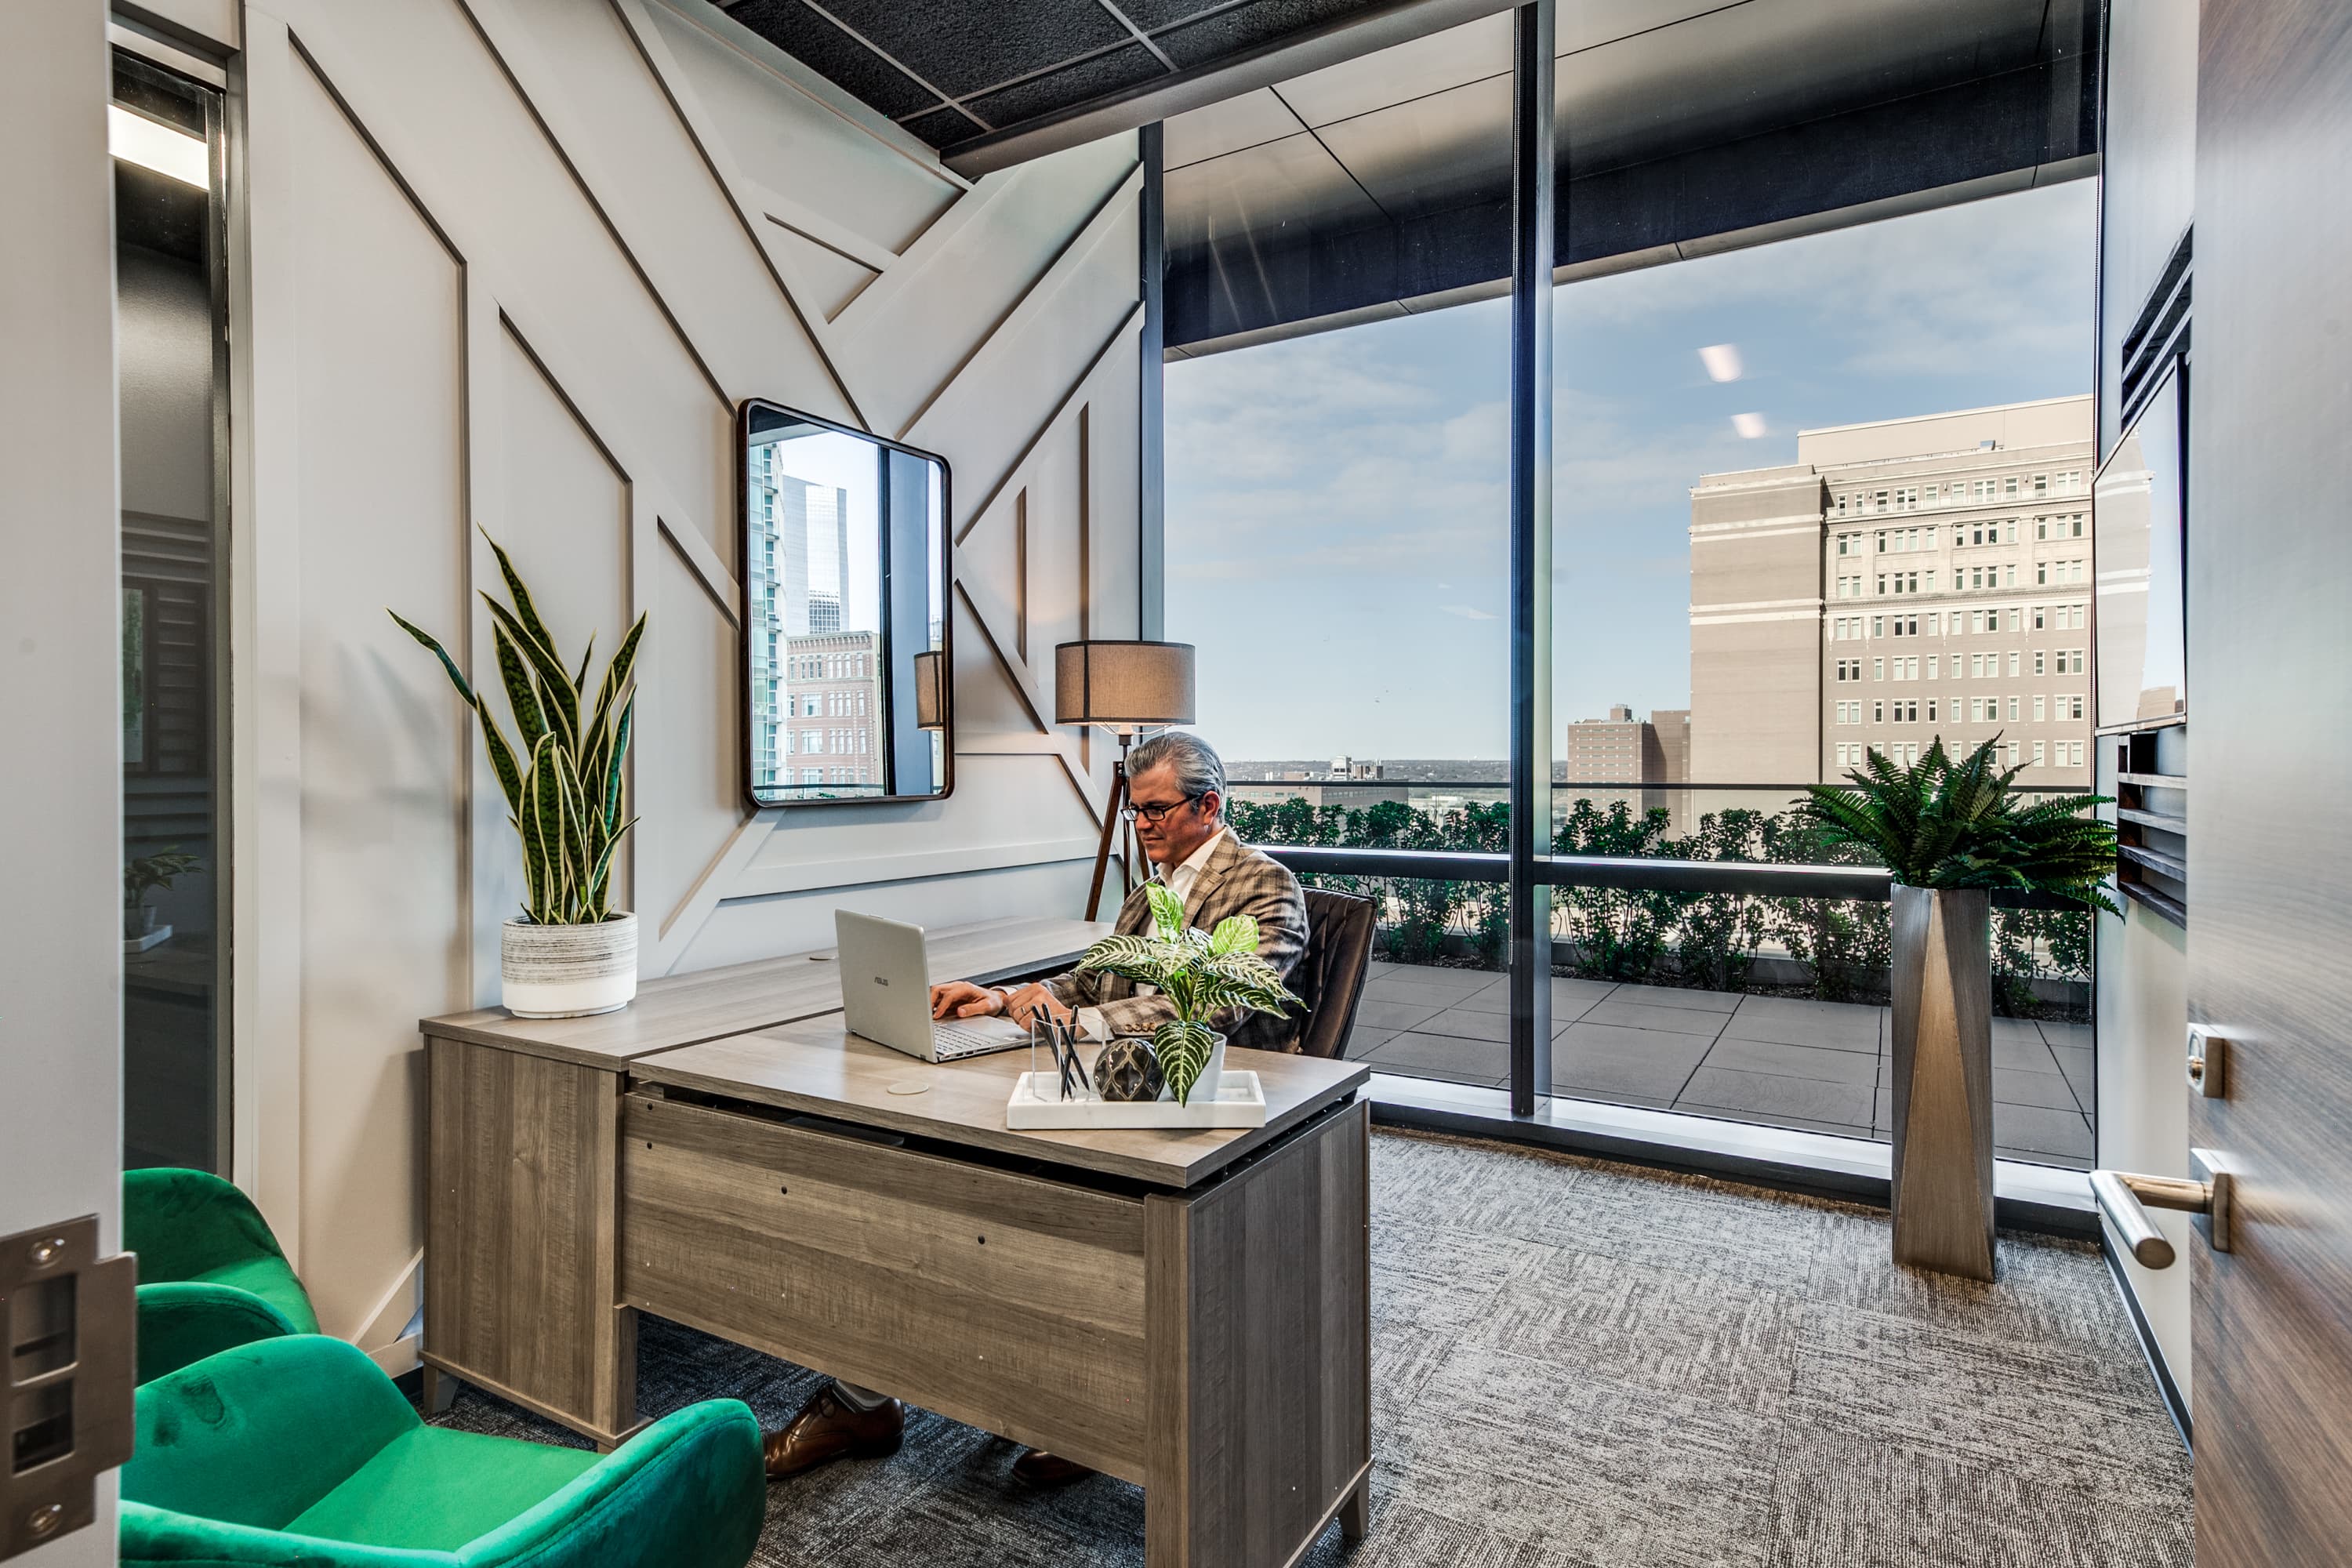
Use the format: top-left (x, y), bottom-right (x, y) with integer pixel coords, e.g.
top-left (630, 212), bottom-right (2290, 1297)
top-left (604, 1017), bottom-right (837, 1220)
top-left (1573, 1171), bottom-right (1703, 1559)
top-left (1128, 730), bottom-right (1225, 804)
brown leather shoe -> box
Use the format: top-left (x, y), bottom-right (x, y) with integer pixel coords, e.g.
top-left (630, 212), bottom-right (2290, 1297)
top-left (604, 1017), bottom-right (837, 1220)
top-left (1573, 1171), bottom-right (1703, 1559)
top-left (763, 1388), bottom-right (904, 1479)
top-left (1011, 1448), bottom-right (1095, 1486)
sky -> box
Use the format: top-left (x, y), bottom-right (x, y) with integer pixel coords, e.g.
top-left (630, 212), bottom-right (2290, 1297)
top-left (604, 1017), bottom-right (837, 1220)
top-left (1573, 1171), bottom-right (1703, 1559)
top-left (1164, 180), bottom-right (2098, 761)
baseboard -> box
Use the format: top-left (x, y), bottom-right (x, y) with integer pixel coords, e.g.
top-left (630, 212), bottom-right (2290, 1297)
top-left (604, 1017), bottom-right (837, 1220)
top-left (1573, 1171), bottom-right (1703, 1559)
top-left (2102, 1237), bottom-right (2193, 1454)
top-left (1366, 1077), bottom-right (2100, 1242)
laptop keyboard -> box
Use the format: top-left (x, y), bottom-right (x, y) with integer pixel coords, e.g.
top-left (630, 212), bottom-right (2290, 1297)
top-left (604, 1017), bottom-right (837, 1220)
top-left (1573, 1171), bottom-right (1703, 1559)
top-left (933, 1021), bottom-right (1025, 1060)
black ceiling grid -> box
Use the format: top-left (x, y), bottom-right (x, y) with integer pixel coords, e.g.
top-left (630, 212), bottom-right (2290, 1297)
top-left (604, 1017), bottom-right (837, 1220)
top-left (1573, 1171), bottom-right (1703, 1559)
top-left (707, 0), bottom-right (1392, 151)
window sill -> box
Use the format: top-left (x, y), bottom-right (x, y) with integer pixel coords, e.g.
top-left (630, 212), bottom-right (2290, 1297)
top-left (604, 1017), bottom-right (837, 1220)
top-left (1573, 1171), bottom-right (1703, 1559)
top-left (1363, 1072), bottom-right (2096, 1237)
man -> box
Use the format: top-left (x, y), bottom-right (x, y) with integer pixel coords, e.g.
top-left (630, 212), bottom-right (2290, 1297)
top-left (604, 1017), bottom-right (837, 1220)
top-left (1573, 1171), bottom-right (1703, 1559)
top-left (763, 731), bottom-right (1308, 1484)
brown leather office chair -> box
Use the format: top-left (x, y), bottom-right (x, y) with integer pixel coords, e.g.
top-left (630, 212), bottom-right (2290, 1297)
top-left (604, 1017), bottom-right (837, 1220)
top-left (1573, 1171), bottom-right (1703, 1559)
top-left (1290, 889), bottom-right (1377, 1059)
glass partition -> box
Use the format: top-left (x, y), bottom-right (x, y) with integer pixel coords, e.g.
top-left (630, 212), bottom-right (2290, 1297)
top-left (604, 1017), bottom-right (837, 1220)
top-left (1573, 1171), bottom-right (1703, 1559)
top-left (115, 47), bottom-right (230, 1172)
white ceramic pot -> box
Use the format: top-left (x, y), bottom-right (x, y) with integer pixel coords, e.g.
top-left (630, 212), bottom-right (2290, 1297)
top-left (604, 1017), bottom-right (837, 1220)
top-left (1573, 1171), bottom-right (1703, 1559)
top-left (1160, 1031), bottom-right (1228, 1103)
top-left (502, 913), bottom-right (638, 1018)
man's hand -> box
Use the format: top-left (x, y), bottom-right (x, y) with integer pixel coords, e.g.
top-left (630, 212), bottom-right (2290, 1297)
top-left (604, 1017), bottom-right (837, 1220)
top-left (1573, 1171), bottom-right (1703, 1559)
top-left (1000, 982), bottom-right (1073, 1030)
top-left (929, 979), bottom-right (1004, 1021)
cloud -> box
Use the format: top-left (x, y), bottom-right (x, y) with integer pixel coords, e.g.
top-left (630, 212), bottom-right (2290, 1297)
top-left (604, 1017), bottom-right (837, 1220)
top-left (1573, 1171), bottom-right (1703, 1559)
top-left (1440, 604), bottom-right (1498, 621)
top-left (1566, 182), bottom-right (2095, 381)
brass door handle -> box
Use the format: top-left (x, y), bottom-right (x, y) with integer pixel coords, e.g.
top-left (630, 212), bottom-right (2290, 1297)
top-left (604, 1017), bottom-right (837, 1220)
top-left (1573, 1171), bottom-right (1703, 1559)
top-left (2090, 1149), bottom-right (2234, 1268)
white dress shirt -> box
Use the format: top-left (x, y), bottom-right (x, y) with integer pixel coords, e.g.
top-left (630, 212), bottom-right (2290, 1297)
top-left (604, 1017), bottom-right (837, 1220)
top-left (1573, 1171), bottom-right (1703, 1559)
top-left (1065, 828), bottom-right (1228, 1041)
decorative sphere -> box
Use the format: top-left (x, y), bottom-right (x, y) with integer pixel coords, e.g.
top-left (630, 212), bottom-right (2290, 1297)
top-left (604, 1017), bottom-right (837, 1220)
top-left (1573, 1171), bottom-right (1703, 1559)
top-left (1094, 1038), bottom-right (1165, 1102)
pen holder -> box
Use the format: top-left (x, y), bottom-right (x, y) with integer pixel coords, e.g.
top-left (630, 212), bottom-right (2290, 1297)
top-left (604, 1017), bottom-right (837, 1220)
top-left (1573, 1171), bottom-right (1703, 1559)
top-left (1028, 1014), bottom-right (1098, 1103)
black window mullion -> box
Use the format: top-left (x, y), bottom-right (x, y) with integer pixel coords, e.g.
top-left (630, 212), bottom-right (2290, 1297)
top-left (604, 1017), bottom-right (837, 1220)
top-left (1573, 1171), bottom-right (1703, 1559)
top-left (1507, 0), bottom-right (1557, 1116)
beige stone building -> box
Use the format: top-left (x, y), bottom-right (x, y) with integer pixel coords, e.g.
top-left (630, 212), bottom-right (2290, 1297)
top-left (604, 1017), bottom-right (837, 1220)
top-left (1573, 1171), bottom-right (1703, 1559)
top-left (1689, 396), bottom-right (2096, 793)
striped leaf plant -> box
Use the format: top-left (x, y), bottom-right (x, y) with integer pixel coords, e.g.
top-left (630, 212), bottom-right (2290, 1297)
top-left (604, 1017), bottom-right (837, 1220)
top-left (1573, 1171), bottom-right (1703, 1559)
top-left (390, 532), bottom-right (644, 927)
top-left (1076, 881), bottom-right (1299, 1105)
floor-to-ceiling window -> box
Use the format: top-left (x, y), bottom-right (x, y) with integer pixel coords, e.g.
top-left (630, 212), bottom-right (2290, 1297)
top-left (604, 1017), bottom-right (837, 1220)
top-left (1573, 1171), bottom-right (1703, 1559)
top-left (1541, 183), bottom-right (2101, 1167)
top-left (1162, 11), bottom-right (1519, 1087)
top-left (1160, 5), bottom-right (2103, 1170)
top-left (114, 43), bottom-right (231, 1171)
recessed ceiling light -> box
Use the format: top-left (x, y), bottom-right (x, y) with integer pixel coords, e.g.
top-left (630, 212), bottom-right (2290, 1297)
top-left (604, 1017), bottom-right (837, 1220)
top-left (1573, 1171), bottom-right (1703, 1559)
top-left (108, 105), bottom-right (208, 189)
top-left (1731, 412), bottom-right (1766, 439)
top-left (1699, 343), bottom-right (1743, 383)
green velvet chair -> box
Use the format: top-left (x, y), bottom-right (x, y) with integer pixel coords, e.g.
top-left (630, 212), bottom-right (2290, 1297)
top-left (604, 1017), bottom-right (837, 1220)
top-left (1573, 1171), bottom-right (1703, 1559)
top-left (125, 1167), bottom-right (320, 1383)
top-left (123, 1335), bottom-right (764, 1568)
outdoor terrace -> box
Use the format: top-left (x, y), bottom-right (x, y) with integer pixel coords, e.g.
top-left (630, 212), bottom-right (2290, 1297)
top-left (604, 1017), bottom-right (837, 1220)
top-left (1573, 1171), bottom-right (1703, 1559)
top-left (1345, 960), bottom-right (2095, 1169)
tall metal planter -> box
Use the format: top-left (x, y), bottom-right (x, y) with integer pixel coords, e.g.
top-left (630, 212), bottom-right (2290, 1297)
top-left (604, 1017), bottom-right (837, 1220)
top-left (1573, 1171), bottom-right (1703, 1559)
top-left (1887, 885), bottom-right (1995, 1280)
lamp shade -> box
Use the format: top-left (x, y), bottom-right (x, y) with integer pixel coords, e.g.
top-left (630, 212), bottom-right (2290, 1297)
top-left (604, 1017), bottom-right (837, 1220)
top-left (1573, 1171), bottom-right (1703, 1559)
top-left (1054, 640), bottom-right (1195, 729)
top-left (913, 649), bottom-right (946, 731)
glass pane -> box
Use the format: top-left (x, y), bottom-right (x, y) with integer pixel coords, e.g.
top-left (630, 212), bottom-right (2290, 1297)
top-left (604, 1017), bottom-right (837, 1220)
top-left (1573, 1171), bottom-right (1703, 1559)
top-left (115, 50), bottom-right (229, 1171)
top-left (1163, 13), bottom-right (1512, 1090)
top-left (1546, 181), bottom-right (2100, 1162)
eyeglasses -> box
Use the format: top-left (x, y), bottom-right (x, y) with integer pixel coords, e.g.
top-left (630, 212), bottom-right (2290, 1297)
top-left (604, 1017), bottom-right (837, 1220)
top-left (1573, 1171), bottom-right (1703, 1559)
top-left (1120, 792), bottom-right (1203, 824)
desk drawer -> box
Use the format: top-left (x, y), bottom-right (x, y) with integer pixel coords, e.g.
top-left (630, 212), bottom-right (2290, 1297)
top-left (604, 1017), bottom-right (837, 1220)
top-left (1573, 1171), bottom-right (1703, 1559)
top-left (619, 1090), bottom-right (1149, 1479)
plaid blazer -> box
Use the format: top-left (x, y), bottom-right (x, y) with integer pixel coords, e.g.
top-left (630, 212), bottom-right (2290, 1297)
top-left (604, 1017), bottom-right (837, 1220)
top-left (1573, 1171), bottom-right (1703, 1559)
top-left (1047, 833), bottom-right (1311, 1053)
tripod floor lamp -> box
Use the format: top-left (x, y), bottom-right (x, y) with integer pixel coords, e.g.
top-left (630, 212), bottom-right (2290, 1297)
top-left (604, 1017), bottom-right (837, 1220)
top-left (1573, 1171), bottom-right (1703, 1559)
top-left (1054, 640), bottom-right (1196, 920)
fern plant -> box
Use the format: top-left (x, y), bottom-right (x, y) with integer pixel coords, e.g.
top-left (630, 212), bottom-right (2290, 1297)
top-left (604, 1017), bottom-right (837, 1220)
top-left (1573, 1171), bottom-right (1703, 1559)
top-left (390, 532), bottom-right (645, 926)
top-left (1798, 736), bottom-right (2118, 914)
top-left (1076, 882), bottom-right (1301, 1105)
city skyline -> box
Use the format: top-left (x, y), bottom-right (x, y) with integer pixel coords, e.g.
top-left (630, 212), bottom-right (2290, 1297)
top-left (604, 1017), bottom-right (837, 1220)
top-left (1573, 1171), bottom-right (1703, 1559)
top-left (1164, 180), bottom-right (2097, 761)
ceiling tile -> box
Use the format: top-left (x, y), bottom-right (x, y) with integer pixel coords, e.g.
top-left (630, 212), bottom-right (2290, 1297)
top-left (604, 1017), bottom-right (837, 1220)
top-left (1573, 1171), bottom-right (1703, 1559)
top-left (724, 0), bottom-right (944, 119)
top-left (1163, 86), bottom-right (1307, 169)
top-left (965, 42), bottom-right (1169, 128)
top-left (1109, 0), bottom-right (1233, 28)
top-left (1310, 71), bottom-right (1512, 218)
top-left (821, 0), bottom-right (1131, 100)
top-left (1154, 0), bottom-right (1375, 71)
top-left (1163, 129), bottom-right (1385, 254)
top-left (901, 104), bottom-right (983, 148)
top-left (1272, 9), bottom-right (1512, 129)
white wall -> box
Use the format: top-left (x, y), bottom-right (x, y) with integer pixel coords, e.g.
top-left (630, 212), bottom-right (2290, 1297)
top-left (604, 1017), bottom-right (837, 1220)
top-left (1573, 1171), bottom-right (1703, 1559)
top-left (2, 1), bottom-right (125, 1559)
top-left (228, 0), bottom-right (1145, 1360)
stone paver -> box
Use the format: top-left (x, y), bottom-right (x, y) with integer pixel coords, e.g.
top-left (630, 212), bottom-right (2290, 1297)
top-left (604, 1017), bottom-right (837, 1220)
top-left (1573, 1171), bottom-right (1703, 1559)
top-left (1347, 963), bottom-right (2095, 1170)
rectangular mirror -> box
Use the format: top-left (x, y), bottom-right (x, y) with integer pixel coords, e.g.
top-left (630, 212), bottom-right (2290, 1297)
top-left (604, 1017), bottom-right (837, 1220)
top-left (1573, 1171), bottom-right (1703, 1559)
top-left (739, 400), bottom-right (951, 807)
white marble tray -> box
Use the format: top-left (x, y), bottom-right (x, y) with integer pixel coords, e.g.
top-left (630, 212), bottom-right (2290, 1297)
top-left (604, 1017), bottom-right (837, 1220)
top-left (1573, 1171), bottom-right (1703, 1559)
top-left (1006, 1069), bottom-right (1267, 1130)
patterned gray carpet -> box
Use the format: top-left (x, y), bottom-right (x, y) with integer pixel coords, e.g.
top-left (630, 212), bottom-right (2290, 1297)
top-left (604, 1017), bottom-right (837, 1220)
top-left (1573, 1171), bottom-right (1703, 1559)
top-left (431, 1128), bottom-right (2192, 1566)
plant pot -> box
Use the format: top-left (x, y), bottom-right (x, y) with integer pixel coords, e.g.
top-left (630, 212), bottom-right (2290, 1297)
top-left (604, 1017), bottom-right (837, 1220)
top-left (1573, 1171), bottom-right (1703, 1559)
top-left (502, 913), bottom-right (637, 1019)
top-left (1158, 1031), bottom-right (1227, 1105)
top-left (125, 902), bottom-right (158, 941)
top-left (1887, 885), bottom-right (1994, 1281)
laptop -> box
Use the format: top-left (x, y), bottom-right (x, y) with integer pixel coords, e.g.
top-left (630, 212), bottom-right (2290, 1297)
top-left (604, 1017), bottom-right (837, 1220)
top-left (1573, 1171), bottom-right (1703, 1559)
top-left (834, 910), bottom-right (1032, 1062)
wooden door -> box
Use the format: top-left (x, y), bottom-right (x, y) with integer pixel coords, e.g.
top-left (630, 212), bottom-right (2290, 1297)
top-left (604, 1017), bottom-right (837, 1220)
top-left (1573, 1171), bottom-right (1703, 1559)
top-left (2189, 1), bottom-right (2352, 1561)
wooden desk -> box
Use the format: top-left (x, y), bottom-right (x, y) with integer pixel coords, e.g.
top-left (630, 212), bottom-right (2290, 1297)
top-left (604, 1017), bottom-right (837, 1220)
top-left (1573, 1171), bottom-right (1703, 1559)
top-left (629, 1025), bottom-right (1370, 1568)
top-left (421, 918), bottom-right (1374, 1568)
top-left (419, 918), bottom-right (1106, 1445)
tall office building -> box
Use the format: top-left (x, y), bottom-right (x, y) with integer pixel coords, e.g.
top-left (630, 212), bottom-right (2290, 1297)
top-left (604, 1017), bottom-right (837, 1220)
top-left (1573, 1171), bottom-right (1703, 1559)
top-left (1565, 706), bottom-right (1693, 830)
top-left (1689, 396), bottom-right (2096, 791)
top-left (746, 450), bottom-right (882, 791)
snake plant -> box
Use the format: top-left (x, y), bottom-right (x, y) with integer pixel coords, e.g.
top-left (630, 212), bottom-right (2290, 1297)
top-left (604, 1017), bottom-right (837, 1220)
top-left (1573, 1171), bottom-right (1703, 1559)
top-left (1798, 735), bottom-right (2117, 914)
top-left (390, 532), bottom-right (644, 926)
top-left (1076, 882), bottom-right (1299, 1105)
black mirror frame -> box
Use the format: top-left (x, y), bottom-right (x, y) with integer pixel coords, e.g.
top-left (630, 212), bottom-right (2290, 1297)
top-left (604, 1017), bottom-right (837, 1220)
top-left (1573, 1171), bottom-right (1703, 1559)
top-left (735, 398), bottom-right (956, 811)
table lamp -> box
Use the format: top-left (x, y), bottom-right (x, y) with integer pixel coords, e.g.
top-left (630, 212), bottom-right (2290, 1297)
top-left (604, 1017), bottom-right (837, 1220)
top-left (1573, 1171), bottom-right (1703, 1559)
top-left (1054, 639), bottom-right (1196, 919)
